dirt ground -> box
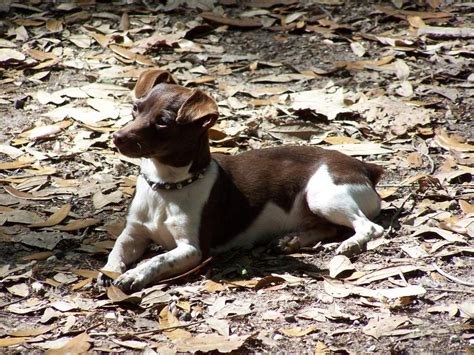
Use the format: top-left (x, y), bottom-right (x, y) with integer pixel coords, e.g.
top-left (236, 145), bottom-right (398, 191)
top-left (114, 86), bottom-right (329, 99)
top-left (0, 0), bottom-right (473, 353)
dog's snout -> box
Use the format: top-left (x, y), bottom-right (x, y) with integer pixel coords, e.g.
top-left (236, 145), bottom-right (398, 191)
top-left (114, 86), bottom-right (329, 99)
top-left (113, 131), bottom-right (125, 146)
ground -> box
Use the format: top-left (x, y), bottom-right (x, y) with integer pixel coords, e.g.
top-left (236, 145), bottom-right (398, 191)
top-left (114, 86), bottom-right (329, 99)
top-left (0, 0), bottom-right (473, 353)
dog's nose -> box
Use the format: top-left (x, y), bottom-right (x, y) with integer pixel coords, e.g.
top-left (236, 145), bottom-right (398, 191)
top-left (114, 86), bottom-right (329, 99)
top-left (113, 131), bottom-right (124, 146)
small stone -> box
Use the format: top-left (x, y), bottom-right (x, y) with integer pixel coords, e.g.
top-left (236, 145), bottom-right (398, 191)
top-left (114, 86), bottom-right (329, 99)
top-left (181, 312), bottom-right (192, 322)
top-left (273, 334), bottom-right (283, 341)
top-left (284, 314), bottom-right (297, 323)
top-left (287, 301), bottom-right (299, 310)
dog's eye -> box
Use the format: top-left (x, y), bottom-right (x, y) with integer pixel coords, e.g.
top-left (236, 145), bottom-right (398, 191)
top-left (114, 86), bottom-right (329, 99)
top-left (156, 111), bottom-right (174, 126)
top-left (132, 103), bottom-right (138, 113)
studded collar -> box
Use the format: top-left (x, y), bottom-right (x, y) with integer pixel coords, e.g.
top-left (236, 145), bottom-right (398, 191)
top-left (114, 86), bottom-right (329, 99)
top-left (141, 166), bottom-right (208, 191)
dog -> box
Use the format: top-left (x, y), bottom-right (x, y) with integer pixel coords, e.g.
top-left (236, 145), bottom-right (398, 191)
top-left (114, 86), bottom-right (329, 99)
top-left (97, 69), bottom-right (384, 292)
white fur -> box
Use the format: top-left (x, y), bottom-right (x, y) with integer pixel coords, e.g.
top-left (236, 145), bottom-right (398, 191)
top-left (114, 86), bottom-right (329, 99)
top-left (306, 165), bottom-right (383, 255)
top-left (99, 159), bottom-right (218, 291)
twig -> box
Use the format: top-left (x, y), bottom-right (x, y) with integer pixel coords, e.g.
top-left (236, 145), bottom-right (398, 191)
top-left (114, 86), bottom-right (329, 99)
top-left (385, 192), bottom-right (414, 237)
top-left (89, 320), bottom-right (206, 338)
top-left (0, 298), bottom-right (25, 309)
top-left (431, 263), bottom-right (474, 287)
top-left (425, 287), bottom-right (474, 295)
top-left (90, 311), bottom-right (256, 337)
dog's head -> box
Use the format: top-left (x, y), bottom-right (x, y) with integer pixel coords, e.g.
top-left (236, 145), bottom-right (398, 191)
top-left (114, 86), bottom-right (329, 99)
top-left (113, 69), bottom-right (218, 163)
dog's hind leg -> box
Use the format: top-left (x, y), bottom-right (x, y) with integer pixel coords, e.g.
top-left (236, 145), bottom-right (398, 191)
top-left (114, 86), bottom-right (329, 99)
top-left (276, 225), bottom-right (338, 254)
top-left (306, 165), bottom-right (384, 256)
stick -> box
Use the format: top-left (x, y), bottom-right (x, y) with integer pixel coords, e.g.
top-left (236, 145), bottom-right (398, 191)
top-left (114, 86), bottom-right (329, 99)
top-left (385, 192), bottom-right (414, 237)
top-left (431, 263), bottom-right (474, 287)
top-left (425, 287), bottom-right (474, 295)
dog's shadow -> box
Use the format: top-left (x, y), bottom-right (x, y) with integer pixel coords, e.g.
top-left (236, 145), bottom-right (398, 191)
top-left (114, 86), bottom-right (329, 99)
top-left (141, 245), bottom-right (329, 288)
top-left (208, 247), bottom-right (326, 283)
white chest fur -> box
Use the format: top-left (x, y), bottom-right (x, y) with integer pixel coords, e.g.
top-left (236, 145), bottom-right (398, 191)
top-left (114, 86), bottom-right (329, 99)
top-left (125, 159), bottom-right (219, 250)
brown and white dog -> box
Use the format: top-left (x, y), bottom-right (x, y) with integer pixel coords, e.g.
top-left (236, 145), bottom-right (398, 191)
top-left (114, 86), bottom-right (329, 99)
top-left (98, 69), bottom-right (384, 292)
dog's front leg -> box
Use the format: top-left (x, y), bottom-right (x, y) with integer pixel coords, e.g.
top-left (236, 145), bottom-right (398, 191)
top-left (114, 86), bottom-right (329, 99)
top-left (114, 240), bottom-right (202, 292)
top-left (97, 227), bottom-right (150, 287)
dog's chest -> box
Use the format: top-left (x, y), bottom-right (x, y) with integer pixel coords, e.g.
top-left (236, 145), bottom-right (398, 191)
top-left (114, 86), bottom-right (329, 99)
top-left (127, 162), bottom-right (218, 248)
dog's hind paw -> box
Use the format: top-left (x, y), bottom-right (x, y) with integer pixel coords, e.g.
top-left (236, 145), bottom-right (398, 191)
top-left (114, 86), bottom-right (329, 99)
top-left (336, 239), bottom-right (366, 257)
top-left (273, 235), bottom-right (301, 254)
top-left (114, 267), bottom-right (151, 293)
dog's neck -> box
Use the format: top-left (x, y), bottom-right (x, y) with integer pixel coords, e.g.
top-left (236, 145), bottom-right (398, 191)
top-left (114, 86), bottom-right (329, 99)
top-left (141, 159), bottom-right (193, 184)
top-left (140, 132), bottom-right (211, 184)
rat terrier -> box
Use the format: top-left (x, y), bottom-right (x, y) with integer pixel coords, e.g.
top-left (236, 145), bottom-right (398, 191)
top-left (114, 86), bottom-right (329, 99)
top-left (98, 69), bottom-right (384, 292)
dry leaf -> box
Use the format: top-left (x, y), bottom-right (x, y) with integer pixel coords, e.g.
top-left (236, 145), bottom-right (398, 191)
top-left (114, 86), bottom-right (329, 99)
top-left (0, 48), bottom-right (25, 62)
top-left (9, 325), bottom-right (55, 337)
top-left (0, 337), bottom-right (30, 347)
top-left (329, 255), bottom-right (355, 278)
top-left (175, 334), bottom-right (249, 353)
top-left (55, 218), bottom-right (99, 231)
top-left (354, 265), bottom-right (427, 285)
top-left (288, 86), bottom-right (353, 121)
top-left (434, 129), bottom-right (474, 152)
top-left (46, 332), bottom-right (91, 355)
top-left (362, 315), bottom-right (410, 339)
top-left (7, 283), bottom-right (30, 297)
top-left (326, 143), bottom-right (393, 156)
top-left (92, 190), bottom-right (123, 209)
top-left (29, 204), bottom-right (71, 228)
top-left (350, 42), bottom-right (366, 57)
top-left (107, 285), bottom-right (141, 304)
top-left (280, 325), bottom-right (319, 337)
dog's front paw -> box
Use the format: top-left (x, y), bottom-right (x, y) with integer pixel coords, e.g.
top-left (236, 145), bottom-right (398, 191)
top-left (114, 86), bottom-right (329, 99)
top-left (97, 262), bottom-right (126, 288)
top-left (274, 235), bottom-right (301, 254)
top-left (114, 267), bottom-right (151, 293)
top-left (97, 272), bottom-right (114, 288)
top-left (336, 239), bottom-right (366, 257)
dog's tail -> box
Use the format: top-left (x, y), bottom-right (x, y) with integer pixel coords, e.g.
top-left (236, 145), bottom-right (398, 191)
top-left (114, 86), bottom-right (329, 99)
top-left (364, 162), bottom-right (384, 187)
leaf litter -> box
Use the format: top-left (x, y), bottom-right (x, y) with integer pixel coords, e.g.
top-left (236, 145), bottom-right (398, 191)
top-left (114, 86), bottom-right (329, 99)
top-left (0, 0), bottom-right (472, 353)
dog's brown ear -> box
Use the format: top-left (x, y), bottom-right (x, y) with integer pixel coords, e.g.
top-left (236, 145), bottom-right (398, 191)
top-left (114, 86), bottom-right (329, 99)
top-left (176, 89), bottom-right (218, 129)
top-left (134, 69), bottom-right (177, 99)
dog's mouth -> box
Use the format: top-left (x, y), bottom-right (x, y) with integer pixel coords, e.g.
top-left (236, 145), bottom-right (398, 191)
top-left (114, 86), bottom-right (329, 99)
top-left (115, 140), bottom-right (151, 158)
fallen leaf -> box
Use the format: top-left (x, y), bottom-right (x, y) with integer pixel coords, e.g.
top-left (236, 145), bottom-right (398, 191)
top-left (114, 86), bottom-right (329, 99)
top-left (55, 218), bottom-right (99, 231)
top-left (354, 265), bottom-right (428, 285)
top-left (7, 283), bottom-right (30, 297)
top-left (0, 48), bottom-right (25, 62)
top-left (29, 204), bottom-right (71, 228)
top-left (0, 338), bottom-right (30, 347)
top-left (280, 325), bottom-right (319, 337)
top-left (92, 190), bottom-right (123, 209)
top-left (206, 318), bottom-right (230, 336)
top-left (329, 255), bottom-right (355, 278)
top-left (112, 339), bottom-right (148, 350)
top-left (46, 332), bottom-right (91, 355)
top-left (362, 315), bottom-right (410, 339)
top-left (9, 325), bottom-right (55, 337)
top-left (434, 128), bottom-right (474, 152)
top-left (326, 143), bottom-right (393, 156)
top-left (253, 73), bottom-right (315, 83)
top-left (175, 334), bottom-right (249, 353)
top-left (410, 226), bottom-right (466, 243)
top-left (288, 86), bottom-right (353, 120)
top-left (107, 285), bottom-right (141, 304)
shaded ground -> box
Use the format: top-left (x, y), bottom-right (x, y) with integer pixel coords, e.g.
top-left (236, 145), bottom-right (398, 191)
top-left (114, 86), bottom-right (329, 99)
top-left (0, 0), bottom-right (473, 353)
